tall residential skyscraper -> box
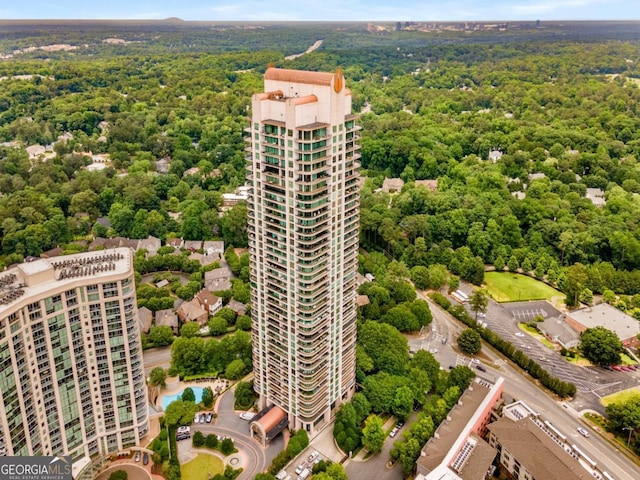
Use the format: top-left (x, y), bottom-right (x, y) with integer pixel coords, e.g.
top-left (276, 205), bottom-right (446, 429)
top-left (247, 67), bottom-right (360, 434)
top-left (0, 248), bottom-right (148, 460)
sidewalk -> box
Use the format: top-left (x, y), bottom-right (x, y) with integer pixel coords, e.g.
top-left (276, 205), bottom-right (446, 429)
top-left (310, 420), bottom-right (346, 464)
top-left (349, 416), bottom-right (397, 463)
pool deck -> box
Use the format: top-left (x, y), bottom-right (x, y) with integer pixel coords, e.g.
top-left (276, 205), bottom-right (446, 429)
top-left (156, 378), bottom-right (232, 412)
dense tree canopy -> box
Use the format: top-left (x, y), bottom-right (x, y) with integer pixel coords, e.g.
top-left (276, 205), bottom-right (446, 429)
top-left (458, 328), bottom-right (482, 355)
top-left (580, 326), bottom-right (624, 366)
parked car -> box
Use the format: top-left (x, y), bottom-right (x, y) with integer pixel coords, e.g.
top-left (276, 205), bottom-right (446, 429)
top-left (206, 412), bottom-right (213, 423)
top-left (239, 412), bottom-right (255, 421)
top-left (295, 464), bottom-right (306, 475)
top-left (478, 312), bottom-right (486, 318)
top-left (308, 450), bottom-right (319, 462)
top-left (515, 332), bottom-right (525, 338)
top-left (476, 365), bottom-right (487, 372)
top-left (200, 413), bottom-right (206, 423)
top-left (135, 451), bottom-right (141, 462)
top-left (577, 427), bottom-right (590, 438)
top-left (298, 468), bottom-right (311, 480)
top-left (194, 413), bottom-right (200, 424)
top-left (143, 453), bottom-right (149, 465)
top-left (396, 420), bottom-right (404, 428)
top-left (389, 427), bottom-right (398, 438)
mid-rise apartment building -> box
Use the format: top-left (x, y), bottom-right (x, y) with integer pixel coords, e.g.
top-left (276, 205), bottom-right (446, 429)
top-left (0, 248), bottom-right (148, 459)
top-left (247, 67), bottom-right (360, 434)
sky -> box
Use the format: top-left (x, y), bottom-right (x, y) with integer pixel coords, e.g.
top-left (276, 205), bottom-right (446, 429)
top-left (0, 0), bottom-right (637, 22)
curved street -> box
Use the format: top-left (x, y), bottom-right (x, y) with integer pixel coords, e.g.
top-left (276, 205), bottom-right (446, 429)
top-left (177, 387), bottom-right (284, 480)
top-left (143, 289), bottom-right (640, 479)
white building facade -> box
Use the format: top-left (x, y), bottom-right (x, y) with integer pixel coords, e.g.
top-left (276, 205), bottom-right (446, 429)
top-left (0, 248), bottom-right (148, 460)
top-left (247, 67), bottom-right (360, 434)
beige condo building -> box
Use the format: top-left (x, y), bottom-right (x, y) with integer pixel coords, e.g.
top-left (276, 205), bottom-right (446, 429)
top-left (0, 248), bottom-right (148, 460)
top-left (247, 67), bottom-right (360, 434)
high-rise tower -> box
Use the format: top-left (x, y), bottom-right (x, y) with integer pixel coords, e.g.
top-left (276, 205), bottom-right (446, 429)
top-left (247, 67), bottom-right (360, 434)
top-left (0, 248), bottom-right (148, 460)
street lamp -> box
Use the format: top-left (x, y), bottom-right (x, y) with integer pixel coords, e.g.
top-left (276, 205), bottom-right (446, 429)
top-left (623, 426), bottom-right (633, 449)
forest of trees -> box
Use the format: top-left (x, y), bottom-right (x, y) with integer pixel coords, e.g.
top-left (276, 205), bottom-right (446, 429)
top-left (2, 23), bottom-right (640, 306)
top-left (3, 18), bottom-right (640, 477)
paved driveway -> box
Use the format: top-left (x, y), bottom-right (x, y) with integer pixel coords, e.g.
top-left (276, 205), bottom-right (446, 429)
top-left (178, 387), bottom-right (284, 480)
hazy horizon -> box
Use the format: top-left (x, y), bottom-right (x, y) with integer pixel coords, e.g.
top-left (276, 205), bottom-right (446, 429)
top-left (1, 0), bottom-right (638, 22)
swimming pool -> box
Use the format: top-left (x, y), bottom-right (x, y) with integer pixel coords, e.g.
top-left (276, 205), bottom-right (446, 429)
top-left (161, 386), bottom-right (205, 410)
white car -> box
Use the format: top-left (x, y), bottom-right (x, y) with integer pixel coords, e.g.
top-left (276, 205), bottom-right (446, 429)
top-left (295, 465), bottom-right (305, 475)
top-left (515, 332), bottom-right (525, 338)
top-left (239, 412), bottom-right (255, 421)
top-left (194, 413), bottom-right (199, 424)
top-left (577, 427), bottom-right (590, 438)
top-left (471, 358), bottom-right (480, 364)
top-left (429, 348), bottom-right (438, 354)
top-left (308, 451), bottom-right (319, 462)
top-left (478, 312), bottom-right (486, 318)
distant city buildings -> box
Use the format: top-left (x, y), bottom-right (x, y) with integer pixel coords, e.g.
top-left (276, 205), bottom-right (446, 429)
top-left (0, 248), bottom-right (148, 460)
top-left (247, 67), bottom-right (360, 435)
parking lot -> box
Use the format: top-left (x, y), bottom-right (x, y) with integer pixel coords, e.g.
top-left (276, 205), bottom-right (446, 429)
top-left (454, 291), bottom-right (639, 395)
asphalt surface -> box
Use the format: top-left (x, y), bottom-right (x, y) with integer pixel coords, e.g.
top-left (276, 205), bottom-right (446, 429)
top-left (177, 387), bottom-right (283, 480)
top-left (454, 283), bottom-right (640, 406)
top-left (144, 281), bottom-right (640, 478)
top-left (143, 346), bottom-right (172, 376)
top-left (419, 289), bottom-right (640, 480)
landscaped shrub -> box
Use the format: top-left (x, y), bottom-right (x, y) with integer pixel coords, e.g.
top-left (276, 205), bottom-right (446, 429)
top-left (220, 438), bottom-right (235, 455)
top-left (192, 431), bottom-right (204, 447)
top-left (205, 434), bottom-right (218, 449)
top-left (266, 429), bottom-right (310, 474)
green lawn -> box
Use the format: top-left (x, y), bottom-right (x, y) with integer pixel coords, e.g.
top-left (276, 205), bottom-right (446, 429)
top-left (484, 272), bottom-right (562, 303)
top-left (181, 454), bottom-right (224, 480)
top-left (518, 324), bottom-right (556, 349)
top-left (601, 387), bottom-right (640, 407)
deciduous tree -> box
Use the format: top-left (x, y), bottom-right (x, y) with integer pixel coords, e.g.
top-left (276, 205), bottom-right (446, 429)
top-left (457, 328), bottom-right (482, 355)
top-left (362, 415), bottom-right (385, 453)
top-left (580, 327), bottom-right (624, 366)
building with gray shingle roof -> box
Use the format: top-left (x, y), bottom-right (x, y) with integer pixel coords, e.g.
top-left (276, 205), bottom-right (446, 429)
top-left (155, 309), bottom-right (179, 334)
top-left (138, 306), bottom-right (153, 334)
top-left (566, 303), bottom-right (640, 347)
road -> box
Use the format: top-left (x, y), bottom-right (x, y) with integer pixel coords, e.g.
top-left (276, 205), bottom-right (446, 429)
top-left (177, 387), bottom-right (283, 480)
top-left (143, 346), bottom-right (172, 376)
top-left (421, 295), bottom-right (640, 480)
top-left (145, 289), bottom-right (640, 478)
top-left (486, 357), bottom-right (639, 480)
top-left (452, 287), bottom-right (640, 404)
